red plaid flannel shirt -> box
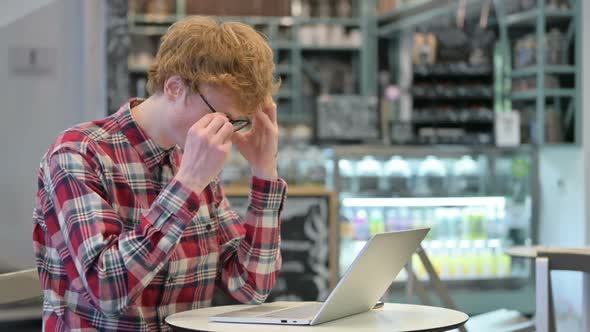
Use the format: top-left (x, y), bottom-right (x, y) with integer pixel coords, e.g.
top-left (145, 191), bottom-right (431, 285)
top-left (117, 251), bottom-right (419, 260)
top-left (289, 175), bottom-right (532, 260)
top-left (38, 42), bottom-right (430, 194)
top-left (33, 99), bottom-right (286, 331)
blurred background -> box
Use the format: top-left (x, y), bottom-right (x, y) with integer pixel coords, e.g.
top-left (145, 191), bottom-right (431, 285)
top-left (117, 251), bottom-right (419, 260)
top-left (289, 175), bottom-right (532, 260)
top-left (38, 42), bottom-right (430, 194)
top-left (0, 0), bottom-right (589, 331)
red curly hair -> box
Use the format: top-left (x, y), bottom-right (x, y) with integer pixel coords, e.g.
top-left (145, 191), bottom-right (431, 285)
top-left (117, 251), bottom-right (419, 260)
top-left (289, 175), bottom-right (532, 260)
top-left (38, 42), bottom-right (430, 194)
top-left (147, 16), bottom-right (280, 115)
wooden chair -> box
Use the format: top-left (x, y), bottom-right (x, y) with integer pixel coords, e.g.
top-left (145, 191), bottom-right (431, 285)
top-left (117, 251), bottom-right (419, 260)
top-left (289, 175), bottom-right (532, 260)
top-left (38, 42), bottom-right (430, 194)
top-left (506, 246), bottom-right (590, 332)
top-left (535, 247), bottom-right (590, 332)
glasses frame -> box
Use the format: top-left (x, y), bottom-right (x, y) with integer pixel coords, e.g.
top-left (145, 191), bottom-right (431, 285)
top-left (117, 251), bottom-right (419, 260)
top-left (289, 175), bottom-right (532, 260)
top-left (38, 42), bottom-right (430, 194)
top-left (198, 93), bottom-right (251, 132)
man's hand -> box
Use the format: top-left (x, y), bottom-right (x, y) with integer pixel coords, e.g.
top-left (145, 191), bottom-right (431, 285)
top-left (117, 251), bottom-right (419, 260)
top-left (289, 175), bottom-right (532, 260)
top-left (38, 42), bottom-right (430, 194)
top-left (232, 97), bottom-right (279, 180)
top-left (175, 113), bottom-right (233, 193)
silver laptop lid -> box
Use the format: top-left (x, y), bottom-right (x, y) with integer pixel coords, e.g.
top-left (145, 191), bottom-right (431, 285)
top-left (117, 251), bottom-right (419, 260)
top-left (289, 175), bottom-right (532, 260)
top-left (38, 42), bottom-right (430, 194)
top-left (311, 228), bottom-right (429, 325)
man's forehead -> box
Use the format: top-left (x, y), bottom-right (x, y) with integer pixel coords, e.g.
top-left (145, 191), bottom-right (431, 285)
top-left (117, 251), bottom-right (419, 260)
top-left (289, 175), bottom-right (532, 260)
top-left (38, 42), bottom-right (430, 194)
top-left (199, 84), bottom-right (256, 118)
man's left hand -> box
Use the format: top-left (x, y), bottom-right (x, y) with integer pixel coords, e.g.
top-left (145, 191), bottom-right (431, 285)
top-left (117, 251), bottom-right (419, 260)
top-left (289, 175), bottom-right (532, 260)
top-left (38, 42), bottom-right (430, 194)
top-left (232, 97), bottom-right (279, 181)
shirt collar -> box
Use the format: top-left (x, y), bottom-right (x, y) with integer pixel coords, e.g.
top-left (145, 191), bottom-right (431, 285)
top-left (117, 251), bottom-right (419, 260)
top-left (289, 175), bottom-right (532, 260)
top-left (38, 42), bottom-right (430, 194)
top-left (114, 98), bottom-right (175, 170)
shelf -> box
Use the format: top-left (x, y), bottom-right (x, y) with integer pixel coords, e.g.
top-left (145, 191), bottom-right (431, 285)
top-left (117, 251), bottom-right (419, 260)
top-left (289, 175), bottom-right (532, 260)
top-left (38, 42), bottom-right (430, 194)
top-left (272, 42), bottom-right (293, 50)
top-left (378, 0), bottom-right (486, 36)
top-left (129, 65), bottom-right (149, 74)
top-left (297, 17), bottom-right (360, 27)
top-left (414, 70), bottom-right (493, 78)
top-left (129, 15), bottom-right (362, 27)
top-left (505, 8), bottom-right (574, 27)
top-left (225, 185), bottom-right (328, 196)
top-left (412, 94), bottom-right (494, 101)
top-left (276, 91), bottom-right (292, 99)
top-left (128, 14), bottom-right (177, 25)
top-left (379, 0), bottom-right (433, 21)
top-left (511, 89), bottom-right (575, 100)
top-left (341, 196), bottom-right (506, 208)
top-left (129, 25), bottom-right (169, 36)
top-left (300, 46), bottom-right (360, 51)
top-left (275, 64), bottom-right (292, 75)
top-left (412, 120), bottom-right (494, 126)
top-left (510, 65), bottom-right (576, 78)
top-left (390, 275), bottom-right (531, 287)
top-left (330, 144), bottom-right (533, 158)
top-left (218, 16), bottom-right (294, 26)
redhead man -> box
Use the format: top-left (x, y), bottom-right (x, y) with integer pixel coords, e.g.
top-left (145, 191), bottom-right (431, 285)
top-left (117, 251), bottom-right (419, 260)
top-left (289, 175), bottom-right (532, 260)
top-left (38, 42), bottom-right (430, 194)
top-left (33, 16), bottom-right (286, 331)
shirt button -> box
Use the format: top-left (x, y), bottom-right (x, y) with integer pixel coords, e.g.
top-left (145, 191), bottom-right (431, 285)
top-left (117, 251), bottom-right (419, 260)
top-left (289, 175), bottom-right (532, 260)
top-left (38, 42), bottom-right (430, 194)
top-left (187, 201), bottom-right (198, 212)
top-left (206, 224), bottom-right (212, 231)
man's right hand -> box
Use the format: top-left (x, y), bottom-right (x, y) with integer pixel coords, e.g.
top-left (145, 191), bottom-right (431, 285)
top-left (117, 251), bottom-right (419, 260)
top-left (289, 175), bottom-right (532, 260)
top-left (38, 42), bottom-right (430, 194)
top-left (175, 113), bottom-right (233, 193)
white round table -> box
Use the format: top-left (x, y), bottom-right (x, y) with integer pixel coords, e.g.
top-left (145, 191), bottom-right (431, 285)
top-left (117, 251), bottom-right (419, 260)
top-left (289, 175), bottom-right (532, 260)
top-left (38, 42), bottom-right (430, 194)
top-left (166, 302), bottom-right (468, 332)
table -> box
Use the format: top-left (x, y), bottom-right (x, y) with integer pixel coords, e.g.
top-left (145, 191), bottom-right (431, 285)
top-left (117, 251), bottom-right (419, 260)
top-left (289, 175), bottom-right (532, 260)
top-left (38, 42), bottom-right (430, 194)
top-left (166, 302), bottom-right (468, 332)
top-left (505, 245), bottom-right (590, 332)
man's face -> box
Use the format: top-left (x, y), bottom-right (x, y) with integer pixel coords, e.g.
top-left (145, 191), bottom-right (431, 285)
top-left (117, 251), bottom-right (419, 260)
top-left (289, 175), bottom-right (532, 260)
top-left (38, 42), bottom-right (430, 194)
top-left (170, 84), bottom-right (250, 148)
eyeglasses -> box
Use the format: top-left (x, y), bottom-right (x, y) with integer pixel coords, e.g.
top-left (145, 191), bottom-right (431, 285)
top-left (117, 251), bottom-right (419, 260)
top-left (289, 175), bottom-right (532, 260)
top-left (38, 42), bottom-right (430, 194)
top-left (198, 93), bottom-right (251, 132)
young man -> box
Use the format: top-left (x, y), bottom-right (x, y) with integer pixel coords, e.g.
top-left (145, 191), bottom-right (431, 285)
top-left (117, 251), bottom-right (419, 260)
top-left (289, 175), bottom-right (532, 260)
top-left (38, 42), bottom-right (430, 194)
top-left (32, 16), bottom-right (286, 331)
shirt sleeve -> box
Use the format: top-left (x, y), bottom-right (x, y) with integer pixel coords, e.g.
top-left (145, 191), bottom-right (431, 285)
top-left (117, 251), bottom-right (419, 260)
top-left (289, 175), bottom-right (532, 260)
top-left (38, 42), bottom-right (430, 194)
top-left (44, 147), bottom-right (201, 317)
top-left (214, 176), bottom-right (287, 304)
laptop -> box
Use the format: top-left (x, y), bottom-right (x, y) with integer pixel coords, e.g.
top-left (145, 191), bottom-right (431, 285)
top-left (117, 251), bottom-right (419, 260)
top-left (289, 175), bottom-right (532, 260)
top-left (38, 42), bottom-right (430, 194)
top-left (209, 228), bottom-right (429, 326)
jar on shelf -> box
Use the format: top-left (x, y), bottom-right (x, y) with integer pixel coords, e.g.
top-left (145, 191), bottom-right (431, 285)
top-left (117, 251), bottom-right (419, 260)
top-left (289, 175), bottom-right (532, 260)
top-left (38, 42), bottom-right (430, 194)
top-left (338, 159), bottom-right (357, 193)
top-left (356, 156), bottom-right (383, 194)
top-left (451, 155), bottom-right (481, 196)
top-left (383, 156), bottom-right (412, 197)
top-left (297, 146), bottom-right (327, 186)
top-left (290, 124), bottom-right (314, 185)
top-left (278, 145), bottom-right (298, 184)
top-left (221, 149), bottom-right (249, 187)
top-left (415, 156), bottom-right (448, 196)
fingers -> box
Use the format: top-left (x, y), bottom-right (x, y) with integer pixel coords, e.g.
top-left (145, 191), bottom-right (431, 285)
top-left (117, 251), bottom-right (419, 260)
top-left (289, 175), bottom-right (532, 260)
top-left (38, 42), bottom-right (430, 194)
top-left (213, 122), bottom-right (234, 144)
top-left (203, 114), bottom-right (229, 135)
top-left (194, 113), bottom-right (217, 129)
top-left (254, 109), bottom-right (276, 130)
top-left (262, 98), bottom-right (277, 124)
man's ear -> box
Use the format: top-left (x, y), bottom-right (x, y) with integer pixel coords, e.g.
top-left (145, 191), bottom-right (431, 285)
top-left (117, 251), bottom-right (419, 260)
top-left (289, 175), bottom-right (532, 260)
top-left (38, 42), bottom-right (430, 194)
top-left (163, 75), bottom-right (186, 101)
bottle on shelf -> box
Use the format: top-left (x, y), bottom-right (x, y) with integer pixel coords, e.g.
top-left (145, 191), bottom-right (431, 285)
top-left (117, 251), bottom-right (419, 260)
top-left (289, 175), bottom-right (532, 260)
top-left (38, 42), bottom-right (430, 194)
top-left (465, 246), bottom-right (478, 278)
top-left (385, 208), bottom-right (398, 232)
top-left (369, 208), bottom-right (386, 236)
top-left (424, 208), bottom-right (437, 240)
top-left (448, 245), bottom-right (462, 279)
top-left (464, 207), bottom-right (486, 240)
top-left (412, 252), bottom-right (427, 280)
top-left (435, 208), bottom-right (450, 241)
top-left (398, 207), bottom-right (412, 231)
top-left (450, 208), bottom-right (462, 240)
top-left (339, 207), bottom-right (357, 276)
top-left (481, 247), bottom-right (495, 277)
top-left (411, 208), bottom-right (426, 230)
top-left (484, 205), bottom-right (508, 240)
top-left (352, 209), bottom-right (370, 241)
top-left (438, 247), bottom-right (451, 279)
top-left (497, 252), bottom-right (512, 277)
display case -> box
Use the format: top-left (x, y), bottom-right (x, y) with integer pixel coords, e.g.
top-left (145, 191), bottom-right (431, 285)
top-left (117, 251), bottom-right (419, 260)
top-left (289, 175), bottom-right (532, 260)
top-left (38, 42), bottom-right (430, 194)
top-left (326, 145), bottom-right (536, 313)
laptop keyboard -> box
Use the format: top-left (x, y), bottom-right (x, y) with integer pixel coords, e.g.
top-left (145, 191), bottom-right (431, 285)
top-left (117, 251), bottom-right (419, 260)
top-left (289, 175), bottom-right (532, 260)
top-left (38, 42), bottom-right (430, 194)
top-left (261, 303), bottom-right (323, 319)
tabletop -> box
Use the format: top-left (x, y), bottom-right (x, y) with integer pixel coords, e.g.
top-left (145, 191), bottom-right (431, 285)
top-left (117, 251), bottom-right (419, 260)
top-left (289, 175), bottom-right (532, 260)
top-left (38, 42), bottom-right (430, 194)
top-left (505, 246), bottom-right (542, 258)
top-left (505, 245), bottom-right (590, 259)
top-left (166, 302), bottom-right (469, 332)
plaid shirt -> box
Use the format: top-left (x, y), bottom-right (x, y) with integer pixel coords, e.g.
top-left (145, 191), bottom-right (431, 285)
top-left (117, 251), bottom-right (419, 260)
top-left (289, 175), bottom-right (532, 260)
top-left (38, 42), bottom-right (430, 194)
top-left (33, 99), bottom-right (286, 331)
